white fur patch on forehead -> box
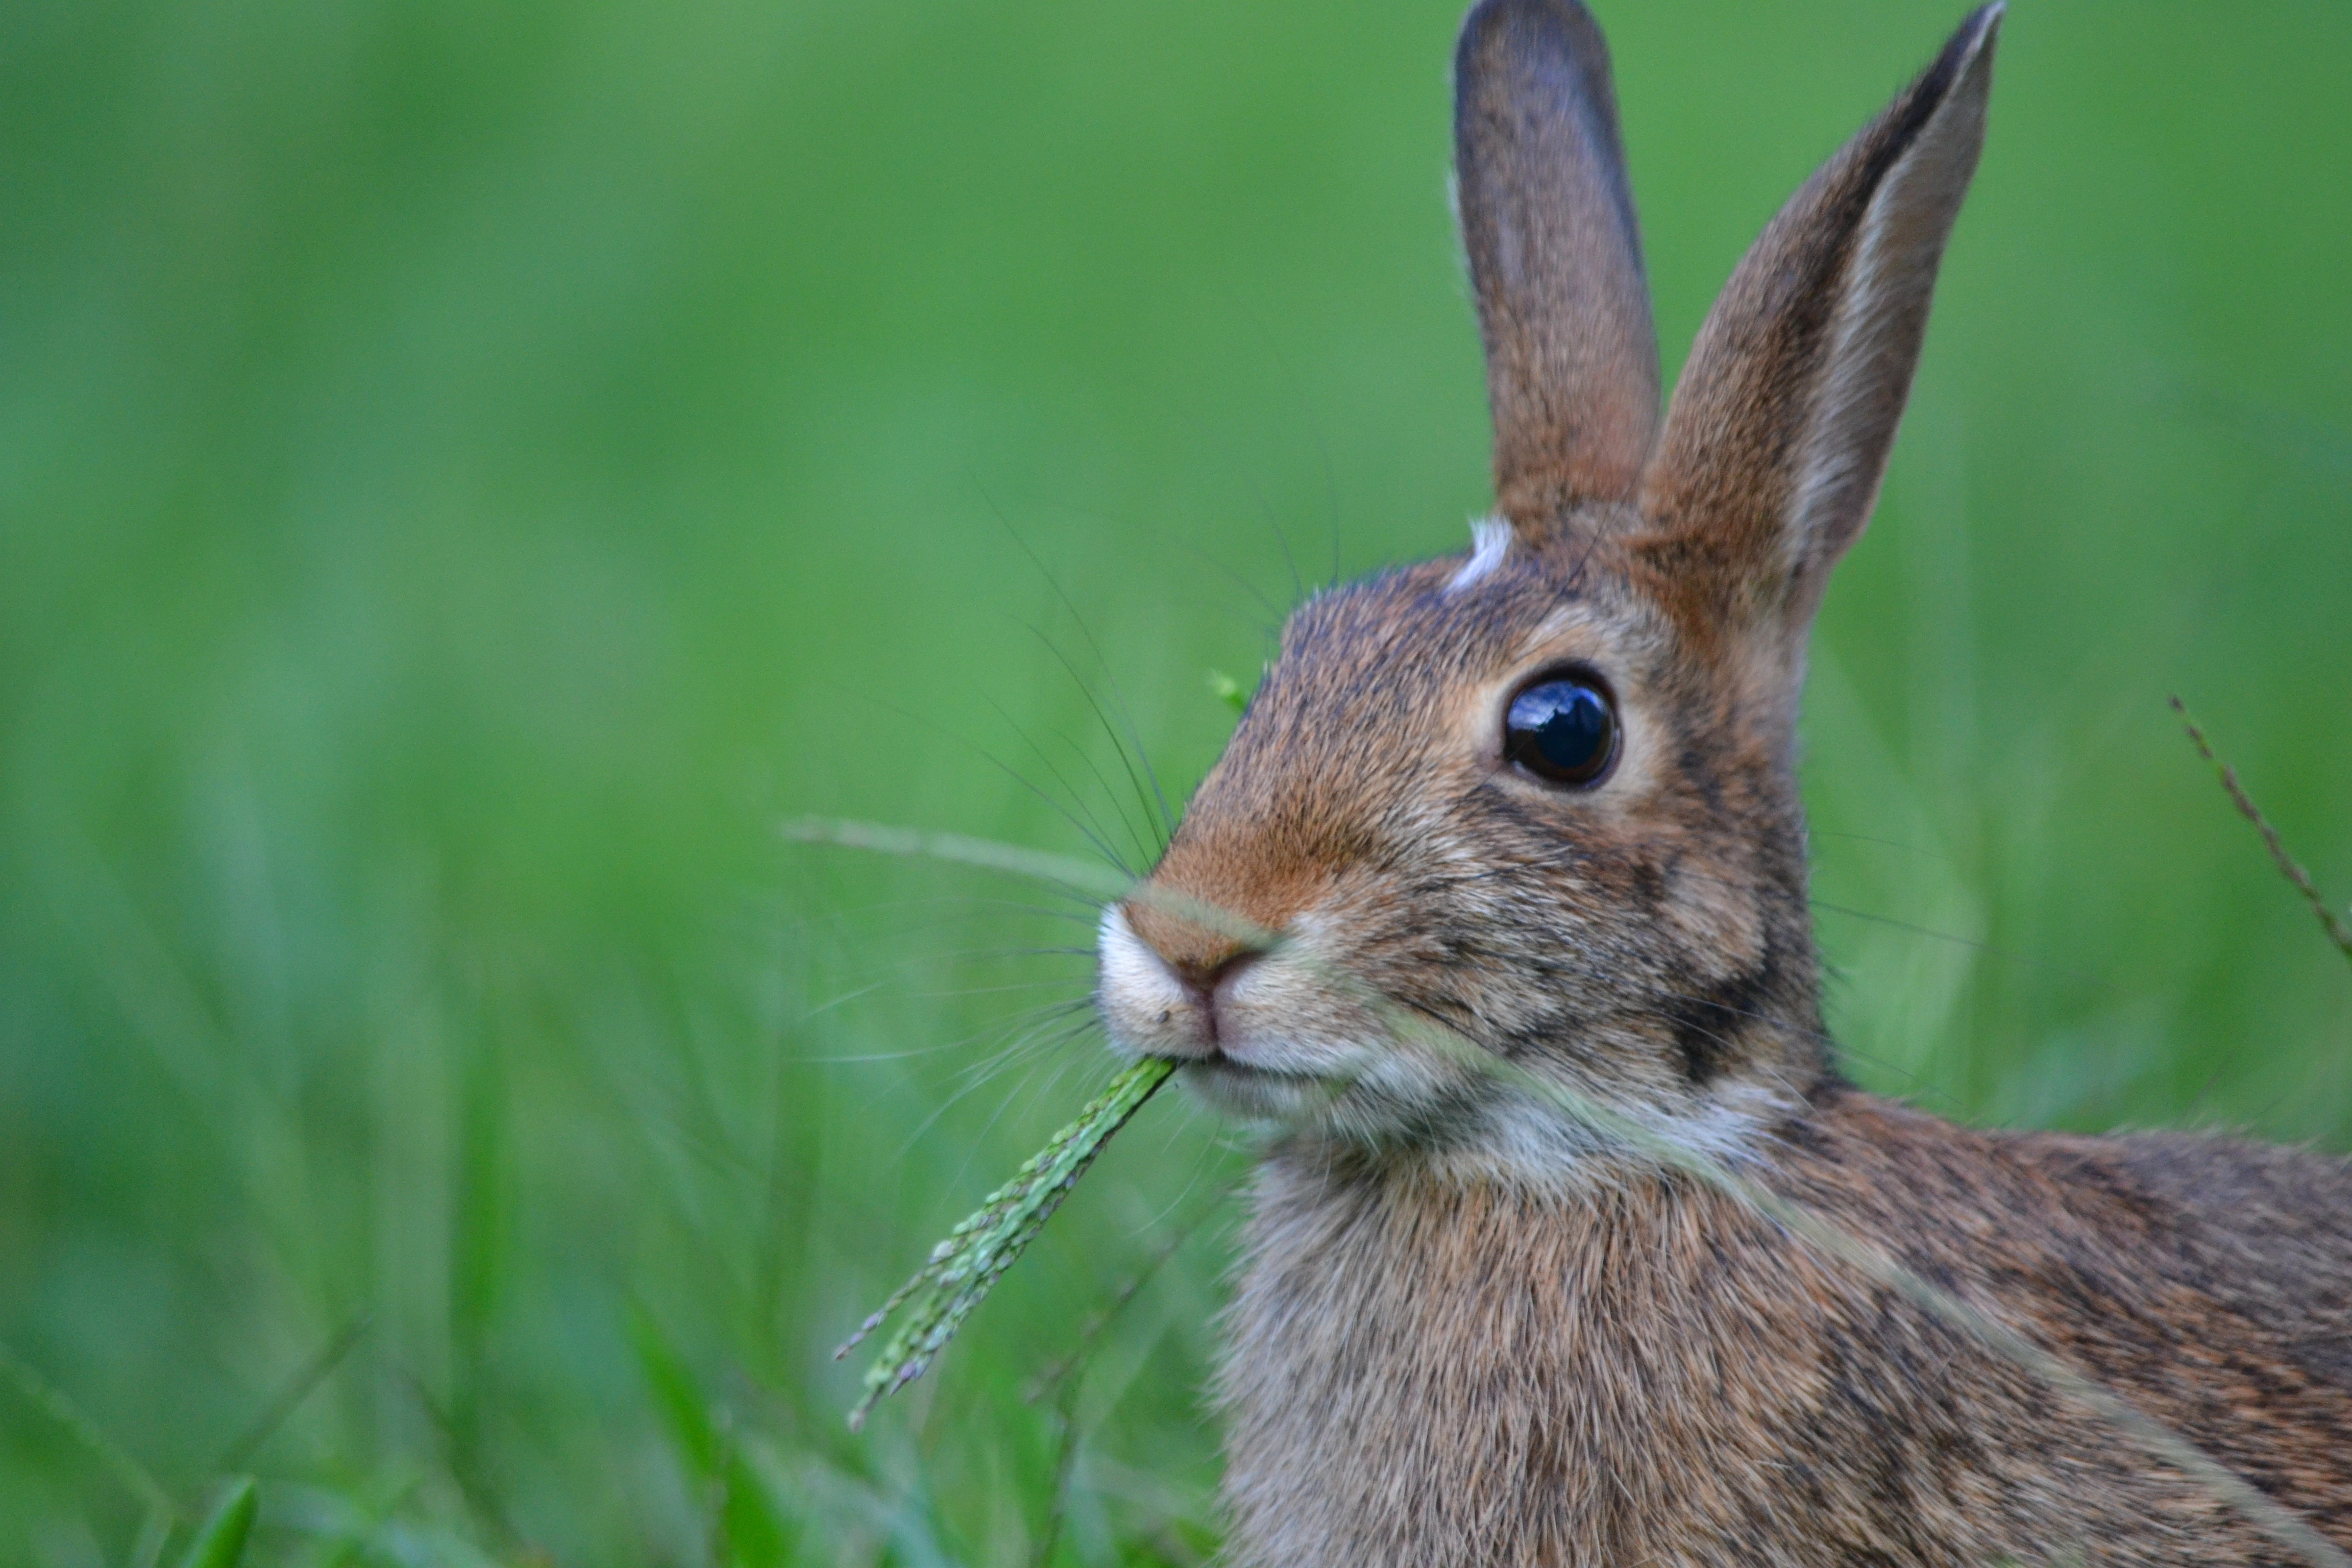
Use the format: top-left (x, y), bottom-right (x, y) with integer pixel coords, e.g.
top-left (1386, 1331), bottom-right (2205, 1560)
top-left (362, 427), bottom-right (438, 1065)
top-left (1446, 515), bottom-right (1513, 594)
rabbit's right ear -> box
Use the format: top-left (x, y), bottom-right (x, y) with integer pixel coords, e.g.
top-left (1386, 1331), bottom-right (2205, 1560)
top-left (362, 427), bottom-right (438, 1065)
top-left (1455, 0), bottom-right (1660, 531)
top-left (1636, 6), bottom-right (2000, 662)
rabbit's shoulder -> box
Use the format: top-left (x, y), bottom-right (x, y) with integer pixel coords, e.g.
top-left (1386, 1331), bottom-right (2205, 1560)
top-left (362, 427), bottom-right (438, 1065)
top-left (2021, 1125), bottom-right (2352, 1390)
top-left (1776, 1092), bottom-right (2352, 1402)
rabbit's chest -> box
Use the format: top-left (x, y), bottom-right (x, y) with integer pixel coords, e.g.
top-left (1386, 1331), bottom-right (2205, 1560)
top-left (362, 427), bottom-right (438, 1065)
top-left (1212, 1144), bottom-right (2332, 1567)
top-left (1214, 1162), bottom-right (1832, 1567)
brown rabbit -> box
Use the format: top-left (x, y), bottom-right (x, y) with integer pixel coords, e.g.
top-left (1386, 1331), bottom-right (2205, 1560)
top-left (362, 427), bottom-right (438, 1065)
top-left (1093, 3), bottom-right (2352, 1563)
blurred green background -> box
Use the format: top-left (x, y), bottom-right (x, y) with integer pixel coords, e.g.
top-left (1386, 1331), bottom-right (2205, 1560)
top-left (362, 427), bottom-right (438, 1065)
top-left (3, 0), bottom-right (2348, 1562)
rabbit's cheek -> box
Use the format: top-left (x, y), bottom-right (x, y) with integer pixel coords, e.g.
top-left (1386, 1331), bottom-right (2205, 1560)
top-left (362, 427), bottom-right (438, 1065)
top-left (1209, 953), bottom-right (1384, 1072)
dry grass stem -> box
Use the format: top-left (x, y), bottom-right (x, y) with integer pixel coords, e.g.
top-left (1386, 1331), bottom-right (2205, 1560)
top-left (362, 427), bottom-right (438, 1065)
top-left (2172, 696), bottom-right (2352, 972)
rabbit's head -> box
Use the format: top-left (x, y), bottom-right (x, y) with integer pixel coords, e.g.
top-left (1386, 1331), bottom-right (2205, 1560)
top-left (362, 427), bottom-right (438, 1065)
top-left (1098, 1), bottom-right (2000, 1172)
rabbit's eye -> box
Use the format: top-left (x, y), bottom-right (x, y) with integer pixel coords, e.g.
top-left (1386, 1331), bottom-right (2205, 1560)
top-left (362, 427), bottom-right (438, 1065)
top-left (1504, 675), bottom-right (1619, 788)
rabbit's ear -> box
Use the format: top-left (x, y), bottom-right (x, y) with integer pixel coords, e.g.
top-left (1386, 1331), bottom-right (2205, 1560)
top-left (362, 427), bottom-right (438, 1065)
top-left (1455, 0), bottom-right (1659, 528)
top-left (1638, 5), bottom-right (1999, 646)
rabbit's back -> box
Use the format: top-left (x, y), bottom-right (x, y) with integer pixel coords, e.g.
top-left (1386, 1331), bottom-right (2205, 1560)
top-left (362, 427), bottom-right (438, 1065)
top-left (1218, 1092), bottom-right (2352, 1568)
top-left (2081, 1131), bottom-right (2352, 1392)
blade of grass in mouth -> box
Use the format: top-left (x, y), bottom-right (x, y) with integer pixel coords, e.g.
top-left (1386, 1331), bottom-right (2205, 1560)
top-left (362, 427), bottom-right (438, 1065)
top-left (836, 1055), bottom-right (1178, 1429)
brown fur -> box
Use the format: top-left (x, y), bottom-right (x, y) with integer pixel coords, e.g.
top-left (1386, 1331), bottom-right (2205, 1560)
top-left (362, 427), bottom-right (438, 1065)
top-left (1095, 2), bottom-right (2352, 1561)
top-left (1455, 0), bottom-right (1658, 519)
top-left (1224, 1103), bottom-right (2352, 1566)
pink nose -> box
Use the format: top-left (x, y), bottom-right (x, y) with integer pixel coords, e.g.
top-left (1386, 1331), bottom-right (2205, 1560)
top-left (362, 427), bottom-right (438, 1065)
top-left (1149, 946), bottom-right (1260, 1053)
top-left (1168, 946), bottom-right (1258, 1000)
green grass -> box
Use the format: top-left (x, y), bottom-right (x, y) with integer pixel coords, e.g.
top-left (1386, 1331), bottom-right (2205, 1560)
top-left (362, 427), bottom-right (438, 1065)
top-left (841, 1055), bottom-right (1176, 1433)
top-left (2, 1), bottom-right (2349, 1563)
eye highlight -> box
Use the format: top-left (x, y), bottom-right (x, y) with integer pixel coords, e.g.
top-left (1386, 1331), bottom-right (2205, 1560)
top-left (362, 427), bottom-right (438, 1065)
top-left (1503, 673), bottom-right (1619, 788)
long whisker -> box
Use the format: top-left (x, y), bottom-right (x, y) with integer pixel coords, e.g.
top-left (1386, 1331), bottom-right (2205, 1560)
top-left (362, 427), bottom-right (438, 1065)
top-left (982, 689), bottom-right (1154, 873)
top-left (1187, 540), bottom-right (1287, 627)
top-left (850, 690), bottom-right (1135, 877)
top-left (1019, 623), bottom-right (1174, 855)
top-left (792, 980), bottom-right (901, 1027)
top-left (943, 1004), bottom-right (1096, 1094)
top-left (1808, 898), bottom-right (2106, 988)
top-left (938, 1019), bottom-right (1108, 1192)
top-left (915, 945), bottom-right (1096, 963)
top-left (984, 505), bottom-right (1177, 842)
top-left (917, 976), bottom-right (1096, 1002)
top-left (1811, 828), bottom-right (1945, 860)
top-left (895, 1010), bottom-right (1100, 1158)
top-left (825, 893), bottom-right (1103, 928)
top-left (896, 942), bottom-right (1095, 976)
top-left (993, 677), bottom-right (1174, 873)
top-left (1230, 292), bottom-right (1324, 603)
top-left (801, 996), bottom-right (1089, 1068)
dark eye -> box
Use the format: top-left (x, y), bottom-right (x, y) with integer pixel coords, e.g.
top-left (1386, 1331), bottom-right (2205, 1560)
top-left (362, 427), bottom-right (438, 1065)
top-left (1503, 674), bottom-right (1619, 788)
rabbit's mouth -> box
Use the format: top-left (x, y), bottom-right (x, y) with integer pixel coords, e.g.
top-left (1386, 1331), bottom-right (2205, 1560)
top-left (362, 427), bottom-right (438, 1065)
top-left (1097, 903), bottom-right (1391, 1117)
top-left (1176, 1054), bottom-right (1361, 1124)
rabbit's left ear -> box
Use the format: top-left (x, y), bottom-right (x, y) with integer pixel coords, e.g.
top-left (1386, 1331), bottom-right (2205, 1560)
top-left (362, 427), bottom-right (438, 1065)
top-left (1456, 0), bottom-right (1660, 529)
top-left (1638, 5), bottom-right (2000, 646)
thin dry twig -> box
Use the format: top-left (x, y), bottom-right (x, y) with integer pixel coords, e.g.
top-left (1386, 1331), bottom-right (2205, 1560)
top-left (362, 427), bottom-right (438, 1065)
top-left (2173, 696), bottom-right (2352, 972)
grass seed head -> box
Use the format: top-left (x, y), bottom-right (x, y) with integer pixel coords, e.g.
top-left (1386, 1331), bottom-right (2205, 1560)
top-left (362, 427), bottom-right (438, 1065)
top-left (841, 1056), bottom-right (1175, 1428)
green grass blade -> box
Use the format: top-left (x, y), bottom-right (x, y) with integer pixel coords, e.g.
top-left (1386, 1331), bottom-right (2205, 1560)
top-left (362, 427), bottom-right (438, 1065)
top-left (839, 1055), bottom-right (1176, 1428)
top-left (176, 1478), bottom-right (258, 1568)
top-left (0, 1340), bottom-right (177, 1522)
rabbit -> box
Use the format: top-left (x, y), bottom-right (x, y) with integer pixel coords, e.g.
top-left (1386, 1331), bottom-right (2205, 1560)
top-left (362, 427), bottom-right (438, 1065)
top-left (1091, 2), bottom-right (2352, 1564)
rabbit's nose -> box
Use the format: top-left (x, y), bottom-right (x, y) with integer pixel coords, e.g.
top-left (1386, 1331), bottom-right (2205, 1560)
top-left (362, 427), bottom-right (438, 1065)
top-left (1169, 946), bottom-right (1258, 1002)
top-left (1160, 946), bottom-right (1260, 1052)
top-left (1126, 890), bottom-right (1278, 986)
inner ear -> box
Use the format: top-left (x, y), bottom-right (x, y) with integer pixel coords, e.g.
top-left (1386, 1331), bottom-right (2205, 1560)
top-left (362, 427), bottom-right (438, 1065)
top-left (1454, 0), bottom-right (1661, 533)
